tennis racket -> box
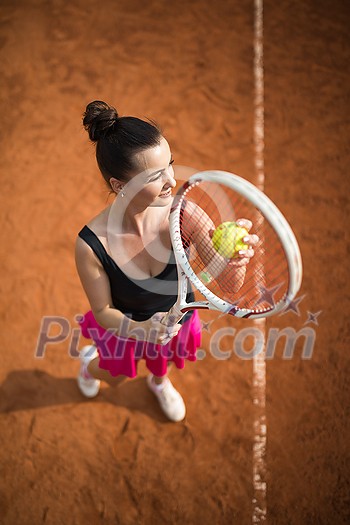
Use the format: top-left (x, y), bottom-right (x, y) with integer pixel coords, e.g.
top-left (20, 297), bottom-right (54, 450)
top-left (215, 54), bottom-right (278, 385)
top-left (162, 170), bottom-right (302, 326)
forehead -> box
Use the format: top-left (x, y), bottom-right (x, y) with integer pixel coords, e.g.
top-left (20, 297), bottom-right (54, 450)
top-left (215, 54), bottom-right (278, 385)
top-left (135, 137), bottom-right (171, 169)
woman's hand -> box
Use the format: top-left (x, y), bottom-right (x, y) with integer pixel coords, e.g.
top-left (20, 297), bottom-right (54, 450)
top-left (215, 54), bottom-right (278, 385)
top-left (137, 312), bottom-right (182, 346)
top-left (228, 218), bottom-right (259, 267)
top-left (216, 218), bottom-right (259, 294)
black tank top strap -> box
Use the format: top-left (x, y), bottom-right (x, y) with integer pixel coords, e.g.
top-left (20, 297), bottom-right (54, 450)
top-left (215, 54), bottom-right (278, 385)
top-left (78, 225), bottom-right (113, 269)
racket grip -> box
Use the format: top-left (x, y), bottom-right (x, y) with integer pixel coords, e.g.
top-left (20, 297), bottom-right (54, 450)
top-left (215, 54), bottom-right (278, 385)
top-left (160, 304), bottom-right (185, 326)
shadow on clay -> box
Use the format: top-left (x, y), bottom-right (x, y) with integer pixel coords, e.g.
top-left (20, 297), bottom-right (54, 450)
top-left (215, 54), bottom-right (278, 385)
top-left (0, 369), bottom-right (174, 423)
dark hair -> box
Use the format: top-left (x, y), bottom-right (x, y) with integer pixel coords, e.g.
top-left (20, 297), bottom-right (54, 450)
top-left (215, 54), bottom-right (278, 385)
top-left (83, 100), bottom-right (162, 188)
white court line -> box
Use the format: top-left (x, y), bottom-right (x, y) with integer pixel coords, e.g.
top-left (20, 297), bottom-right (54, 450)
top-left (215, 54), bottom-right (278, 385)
top-left (252, 0), bottom-right (267, 523)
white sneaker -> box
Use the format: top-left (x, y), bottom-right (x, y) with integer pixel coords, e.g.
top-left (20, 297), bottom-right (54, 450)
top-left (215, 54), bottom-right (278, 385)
top-left (77, 345), bottom-right (100, 398)
top-left (146, 374), bottom-right (186, 422)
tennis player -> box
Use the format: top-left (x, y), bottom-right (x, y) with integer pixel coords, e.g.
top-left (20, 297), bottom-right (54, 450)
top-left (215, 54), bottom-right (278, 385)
top-left (75, 100), bottom-right (256, 422)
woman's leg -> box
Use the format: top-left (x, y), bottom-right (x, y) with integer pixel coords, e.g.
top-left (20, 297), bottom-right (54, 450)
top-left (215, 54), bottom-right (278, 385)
top-left (153, 361), bottom-right (173, 385)
top-left (87, 357), bottom-right (127, 387)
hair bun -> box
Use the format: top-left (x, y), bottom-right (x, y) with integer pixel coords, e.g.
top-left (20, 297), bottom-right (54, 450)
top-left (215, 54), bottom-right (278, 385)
top-left (83, 100), bottom-right (119, 141)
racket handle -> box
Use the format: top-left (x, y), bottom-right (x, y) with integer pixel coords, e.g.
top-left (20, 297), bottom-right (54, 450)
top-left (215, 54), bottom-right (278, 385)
top-left (161, 304), bottom-right (185, 326)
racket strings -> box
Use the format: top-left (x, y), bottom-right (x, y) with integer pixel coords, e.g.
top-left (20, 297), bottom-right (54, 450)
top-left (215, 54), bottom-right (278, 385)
top-left (179, 181), bottom-right (289, 312)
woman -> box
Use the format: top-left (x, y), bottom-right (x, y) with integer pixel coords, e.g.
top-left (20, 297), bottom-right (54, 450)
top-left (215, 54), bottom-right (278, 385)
top-left (75, 100), bottom-right (256, 422)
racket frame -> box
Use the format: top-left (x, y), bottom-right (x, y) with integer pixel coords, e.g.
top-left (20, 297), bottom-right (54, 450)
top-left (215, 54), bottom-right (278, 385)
top-left (169, 170), bottom-right (302, 320)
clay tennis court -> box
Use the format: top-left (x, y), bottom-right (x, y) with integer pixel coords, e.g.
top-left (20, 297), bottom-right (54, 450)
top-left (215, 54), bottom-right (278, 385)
top-left (0, 0), bottom-right (349, 523)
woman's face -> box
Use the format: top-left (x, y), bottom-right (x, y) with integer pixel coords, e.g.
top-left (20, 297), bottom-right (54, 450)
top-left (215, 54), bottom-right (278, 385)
top-left (117, 137), bottom-right (176, 208)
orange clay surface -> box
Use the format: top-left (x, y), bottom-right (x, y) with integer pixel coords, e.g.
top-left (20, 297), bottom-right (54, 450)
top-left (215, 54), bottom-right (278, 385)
top-left (0, 1), bottom-right (349, 524)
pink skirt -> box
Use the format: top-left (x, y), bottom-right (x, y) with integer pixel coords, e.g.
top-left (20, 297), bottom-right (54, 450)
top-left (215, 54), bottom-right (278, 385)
top-left (78, 310), bottom-right (202, 378)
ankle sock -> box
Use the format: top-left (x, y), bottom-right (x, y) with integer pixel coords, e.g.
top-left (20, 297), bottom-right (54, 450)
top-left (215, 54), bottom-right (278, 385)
top-left (152, 377), bottom-right (168, 390)
top-left (81, 362), bottom-right (94, 380)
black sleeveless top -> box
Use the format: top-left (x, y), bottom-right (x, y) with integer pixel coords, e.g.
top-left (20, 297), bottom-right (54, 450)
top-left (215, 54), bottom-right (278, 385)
top-left (78, 225), bottom-right (194, 323)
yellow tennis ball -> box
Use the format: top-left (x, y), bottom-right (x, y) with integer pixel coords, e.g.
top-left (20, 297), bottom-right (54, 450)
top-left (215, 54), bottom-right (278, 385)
top-left (212, 221), bottom-right (249, 258)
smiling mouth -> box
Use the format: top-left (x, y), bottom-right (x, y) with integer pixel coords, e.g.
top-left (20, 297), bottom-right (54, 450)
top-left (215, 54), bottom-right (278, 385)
top-left (159, 188), bottom-right (172, 198)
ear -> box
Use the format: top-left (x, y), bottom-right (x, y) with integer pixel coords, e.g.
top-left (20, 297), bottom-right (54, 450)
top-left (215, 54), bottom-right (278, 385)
top-left (109, 177), bottom-right (125, 194)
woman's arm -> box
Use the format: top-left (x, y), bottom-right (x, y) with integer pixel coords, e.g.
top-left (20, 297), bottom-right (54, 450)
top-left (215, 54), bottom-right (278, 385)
top-left (75, 235), bottom-right (123, 329)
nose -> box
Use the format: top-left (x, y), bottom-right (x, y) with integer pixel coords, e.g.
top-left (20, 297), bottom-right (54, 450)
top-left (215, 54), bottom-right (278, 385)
top-left (163, 169), bottom-right (176, 189)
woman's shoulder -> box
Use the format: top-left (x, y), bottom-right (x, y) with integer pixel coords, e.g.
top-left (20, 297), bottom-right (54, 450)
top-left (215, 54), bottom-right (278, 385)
top-left (85, 205), bottom-right (111, 234)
